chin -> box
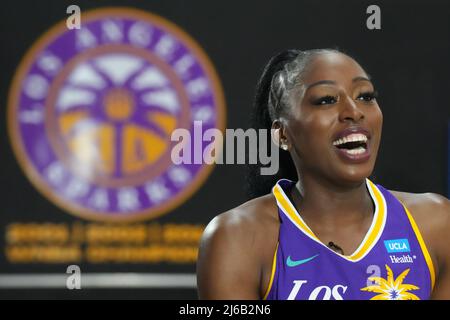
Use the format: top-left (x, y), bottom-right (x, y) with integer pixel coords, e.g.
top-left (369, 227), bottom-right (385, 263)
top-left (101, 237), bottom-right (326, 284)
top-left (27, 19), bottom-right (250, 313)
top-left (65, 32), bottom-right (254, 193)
top-left (334, 164), bottom-right (374, 187)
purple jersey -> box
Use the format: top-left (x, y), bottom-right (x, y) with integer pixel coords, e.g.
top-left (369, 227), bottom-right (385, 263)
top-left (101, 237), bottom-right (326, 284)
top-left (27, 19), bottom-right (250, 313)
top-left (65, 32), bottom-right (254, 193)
top-left (264, 179), bottom-right (435, 300)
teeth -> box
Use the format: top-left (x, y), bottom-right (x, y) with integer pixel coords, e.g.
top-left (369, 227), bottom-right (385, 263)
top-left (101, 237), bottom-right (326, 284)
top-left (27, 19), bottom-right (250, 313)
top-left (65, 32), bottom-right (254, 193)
top-left (343, 147), bottom-right (366, 155)
top-left (333, 133), bottom-right (368, 146)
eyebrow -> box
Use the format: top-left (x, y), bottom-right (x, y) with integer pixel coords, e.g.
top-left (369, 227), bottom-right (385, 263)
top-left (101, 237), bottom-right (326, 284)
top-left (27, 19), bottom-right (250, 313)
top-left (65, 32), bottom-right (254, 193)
top-left (305, 76), bottom-right (372, 90)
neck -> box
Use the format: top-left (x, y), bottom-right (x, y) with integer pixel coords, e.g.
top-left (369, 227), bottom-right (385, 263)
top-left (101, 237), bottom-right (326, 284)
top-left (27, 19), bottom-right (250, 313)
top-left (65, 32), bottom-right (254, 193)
top-left (292, 171), bottom-right (374, 225)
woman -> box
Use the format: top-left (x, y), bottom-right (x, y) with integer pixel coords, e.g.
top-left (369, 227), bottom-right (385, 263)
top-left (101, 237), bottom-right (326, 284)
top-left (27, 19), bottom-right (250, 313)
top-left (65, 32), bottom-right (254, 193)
top-left (196, 49), bottom-right (450, 300)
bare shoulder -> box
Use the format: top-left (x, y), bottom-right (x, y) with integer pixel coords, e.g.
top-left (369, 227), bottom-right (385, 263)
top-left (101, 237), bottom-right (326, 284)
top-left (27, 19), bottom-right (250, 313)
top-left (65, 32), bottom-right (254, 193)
top-left (196, 194), bottom-right (279, 299)
top-left (208, 193), bottom-right (279, 228)
top-left (390, 189), bottom-right (450, 271)
top-left (200, 194), bottom-right (279, 252)
top-left (390, 189), bottom-right (449, 206)
top-left (390, 189), bottom-right (450, 227)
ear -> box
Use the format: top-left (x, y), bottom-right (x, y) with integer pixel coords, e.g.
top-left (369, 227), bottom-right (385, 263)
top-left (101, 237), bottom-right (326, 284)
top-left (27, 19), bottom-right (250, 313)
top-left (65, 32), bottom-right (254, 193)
top-left (271, 120), bottom-right (289, 151)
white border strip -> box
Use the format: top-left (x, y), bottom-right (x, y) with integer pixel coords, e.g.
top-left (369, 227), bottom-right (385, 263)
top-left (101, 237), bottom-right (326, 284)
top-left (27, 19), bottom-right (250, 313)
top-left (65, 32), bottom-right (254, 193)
top-left (0, 273), bottom-right (197, 288)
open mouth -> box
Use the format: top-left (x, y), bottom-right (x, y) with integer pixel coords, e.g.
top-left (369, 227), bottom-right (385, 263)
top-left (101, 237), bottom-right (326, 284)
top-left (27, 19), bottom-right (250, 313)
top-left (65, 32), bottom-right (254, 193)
top-left (332, 133), bottom-right (368, 155)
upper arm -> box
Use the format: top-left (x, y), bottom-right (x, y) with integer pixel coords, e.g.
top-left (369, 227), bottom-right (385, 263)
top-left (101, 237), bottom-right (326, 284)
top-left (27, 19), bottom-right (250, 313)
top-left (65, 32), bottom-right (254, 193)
top-left (196, 212), bottom-right (261, 300)
top-left (393, 190), bottom-right (450, 299)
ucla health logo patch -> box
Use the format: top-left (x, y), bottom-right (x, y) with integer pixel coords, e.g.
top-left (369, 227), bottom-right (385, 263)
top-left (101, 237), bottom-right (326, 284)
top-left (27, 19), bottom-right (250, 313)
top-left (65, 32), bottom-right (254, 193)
top-left (8, 8), bottom-right (225, 222)
top-left (384, 239), bottom-right (411, 253)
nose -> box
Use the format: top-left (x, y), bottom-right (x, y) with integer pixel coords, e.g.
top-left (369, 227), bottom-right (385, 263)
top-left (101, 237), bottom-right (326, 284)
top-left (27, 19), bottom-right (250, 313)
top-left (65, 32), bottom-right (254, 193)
top-left (339, 95), bottom-right (364, 123)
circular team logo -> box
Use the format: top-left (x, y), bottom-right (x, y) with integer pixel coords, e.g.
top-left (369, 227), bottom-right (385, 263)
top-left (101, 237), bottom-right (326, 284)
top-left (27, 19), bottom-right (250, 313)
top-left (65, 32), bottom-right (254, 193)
top-left (8, 8), bottom-right (226, 222)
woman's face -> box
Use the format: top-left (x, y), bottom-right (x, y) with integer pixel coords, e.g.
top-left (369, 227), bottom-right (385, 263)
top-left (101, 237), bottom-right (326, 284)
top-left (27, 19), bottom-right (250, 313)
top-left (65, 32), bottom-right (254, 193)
top-left (282, 52), bottom-right (383, 186)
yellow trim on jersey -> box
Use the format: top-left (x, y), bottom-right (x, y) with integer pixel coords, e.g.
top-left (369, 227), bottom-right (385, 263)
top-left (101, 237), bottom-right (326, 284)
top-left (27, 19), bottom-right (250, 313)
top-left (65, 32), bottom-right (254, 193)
top-left (272, 185), bottom-right (319, 241)
top-left (349, 180), bottom-right (386, 260)
top-left (272, 179), bottom-right (386, 262)
top-left (401, 203), bottom-right (436, 290)
top-left (263, 242), bottom-right (279, 300)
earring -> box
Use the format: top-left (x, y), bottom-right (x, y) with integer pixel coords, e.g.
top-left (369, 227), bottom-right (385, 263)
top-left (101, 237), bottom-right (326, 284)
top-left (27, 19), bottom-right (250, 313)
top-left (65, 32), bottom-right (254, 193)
top-left (281, 144), bottom-right (288, 151)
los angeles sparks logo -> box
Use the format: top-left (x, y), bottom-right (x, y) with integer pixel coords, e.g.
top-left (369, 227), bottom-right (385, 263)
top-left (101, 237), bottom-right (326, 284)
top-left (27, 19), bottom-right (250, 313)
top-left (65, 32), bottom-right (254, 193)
top-left (8, 8), bottom-right (225, 222)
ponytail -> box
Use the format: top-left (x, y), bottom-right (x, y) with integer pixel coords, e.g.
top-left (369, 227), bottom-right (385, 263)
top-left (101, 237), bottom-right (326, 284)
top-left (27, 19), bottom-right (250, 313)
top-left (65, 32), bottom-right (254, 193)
top-left (245, 50), bottom-right (300, 199)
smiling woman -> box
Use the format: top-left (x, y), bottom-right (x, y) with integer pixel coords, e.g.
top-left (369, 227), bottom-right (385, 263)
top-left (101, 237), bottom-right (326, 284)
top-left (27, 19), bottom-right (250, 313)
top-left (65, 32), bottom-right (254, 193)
top-left (196, 49), bottom-right (450, 300)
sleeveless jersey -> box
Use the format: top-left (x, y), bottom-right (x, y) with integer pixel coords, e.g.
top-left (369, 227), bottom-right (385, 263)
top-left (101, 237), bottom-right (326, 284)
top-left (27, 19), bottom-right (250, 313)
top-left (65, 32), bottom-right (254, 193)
top-left (264, 179), bottom-right (435, 300)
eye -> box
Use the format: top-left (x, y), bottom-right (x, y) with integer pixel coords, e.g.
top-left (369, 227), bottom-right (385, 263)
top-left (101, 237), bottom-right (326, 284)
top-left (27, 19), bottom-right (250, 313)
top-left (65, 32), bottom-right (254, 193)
top-left (313, 95), bottom-right (338, 105)
top-left (357, 91), bottom-right (378, 102)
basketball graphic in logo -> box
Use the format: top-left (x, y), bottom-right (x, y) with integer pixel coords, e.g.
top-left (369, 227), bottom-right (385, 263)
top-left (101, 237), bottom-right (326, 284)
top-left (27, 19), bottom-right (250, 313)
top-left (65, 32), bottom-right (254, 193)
top-left (8, 8), bottom-right (226, 222)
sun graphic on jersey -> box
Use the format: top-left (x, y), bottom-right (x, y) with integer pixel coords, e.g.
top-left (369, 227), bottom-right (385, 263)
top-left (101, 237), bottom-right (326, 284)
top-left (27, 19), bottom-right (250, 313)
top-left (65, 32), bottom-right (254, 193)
top-left (360, 265), bottom-right (420, 300)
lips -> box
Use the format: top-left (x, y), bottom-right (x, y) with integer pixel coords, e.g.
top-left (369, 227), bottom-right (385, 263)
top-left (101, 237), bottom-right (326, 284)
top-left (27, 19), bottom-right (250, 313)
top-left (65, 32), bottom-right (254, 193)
top-left (332, 127), bottom-right (371, 163)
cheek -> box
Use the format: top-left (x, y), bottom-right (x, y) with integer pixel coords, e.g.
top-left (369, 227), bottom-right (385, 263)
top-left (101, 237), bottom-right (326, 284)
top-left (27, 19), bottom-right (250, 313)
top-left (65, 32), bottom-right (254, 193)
top-left (363, 105), bottom-right (383, 160)
top-left (288, 112), bottom-right (335, 154)
top-left (368, 105), bottom-right (383, 138)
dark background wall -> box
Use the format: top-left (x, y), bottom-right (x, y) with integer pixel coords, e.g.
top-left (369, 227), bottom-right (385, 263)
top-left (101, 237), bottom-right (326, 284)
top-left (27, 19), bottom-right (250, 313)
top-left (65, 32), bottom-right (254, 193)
top-left (0, 0), bottom-right (449, 299)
